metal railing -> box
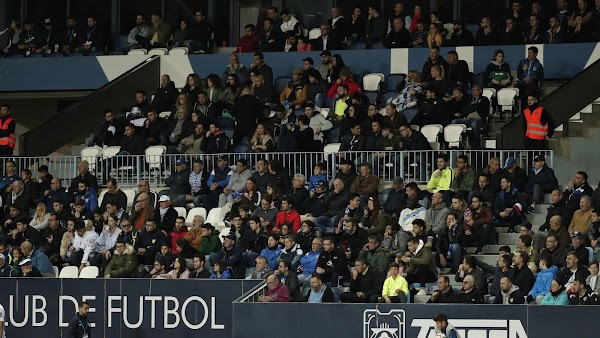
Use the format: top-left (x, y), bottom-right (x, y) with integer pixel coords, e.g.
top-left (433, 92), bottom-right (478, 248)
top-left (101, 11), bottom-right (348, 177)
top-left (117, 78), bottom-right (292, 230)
top-left (0, 149), bottom-right (553, 189)
top-left (234, 280), bottom-right (268, 303)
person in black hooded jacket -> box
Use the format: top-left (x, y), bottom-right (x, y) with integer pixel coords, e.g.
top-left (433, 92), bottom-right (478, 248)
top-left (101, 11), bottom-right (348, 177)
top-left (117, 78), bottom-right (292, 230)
top-left (152, 75), bottom-right (179, 112)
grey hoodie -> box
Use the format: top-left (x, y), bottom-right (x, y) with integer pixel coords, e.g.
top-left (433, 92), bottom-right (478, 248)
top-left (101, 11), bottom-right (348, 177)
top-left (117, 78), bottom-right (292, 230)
top-left (501, 284), bottom-right (520, 304)
top-left (425, 204), bottom-right (450, 235)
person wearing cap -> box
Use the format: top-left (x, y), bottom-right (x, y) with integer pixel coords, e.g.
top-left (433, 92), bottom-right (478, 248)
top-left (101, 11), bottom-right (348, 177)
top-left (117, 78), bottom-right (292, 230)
top-left (522, 93), bottom-right (554, 150)
top-left (19, 258), bottom-right (42, 277)
top-left (384, 17), bottom-right (411, 49)
top-left (104, 238), bottom-right (138, 278)
top-left (523, 154), bottom-right (558, 212)
top-left (569, 230), bottom-right (592, 267)
top-left (302, 180), bottom-right (328, 219)
top-left (335, 158), bottom-right (357, 188)
top-left (316, 50), bottom-right (332, 83)
top-left (35, 18), bottom-right (61, 55)
top-left (502, 157), bottom-right (527, 194)
top-left (279, 68), bottom-right (307, 110)
top-left (162, 158), bottom-right (192, 200)
top-left (448, 19), bottom-right (474, 46)
top-left (493, 176), bottom-right (527, 231)
top-left (213, 232), bottom-right (245, 278)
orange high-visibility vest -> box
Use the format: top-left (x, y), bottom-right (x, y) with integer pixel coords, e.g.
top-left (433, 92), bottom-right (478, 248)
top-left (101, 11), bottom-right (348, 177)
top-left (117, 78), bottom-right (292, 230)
top-left (0, 117), bottom-right (15, 149)
top-left (524, 106), bottom-right (548, 140)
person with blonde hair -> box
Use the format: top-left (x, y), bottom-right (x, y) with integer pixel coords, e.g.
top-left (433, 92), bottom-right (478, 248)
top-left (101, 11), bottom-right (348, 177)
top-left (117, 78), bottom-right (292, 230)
top-left (387, 70), bottom-right (423, 111)
top-left (30, 203), bottom-right (50, 231)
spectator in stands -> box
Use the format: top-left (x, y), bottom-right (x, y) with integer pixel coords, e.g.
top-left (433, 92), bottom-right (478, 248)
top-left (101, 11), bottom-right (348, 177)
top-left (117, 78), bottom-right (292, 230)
top-left (59, 17), bottom-right (82, 54)
top-left (169, 217), bottom-right (187, 254)
top-left (485, 50), bottom-right (513, 92)
top-left (478, 249), bottom-right (513, 299)
top-left (437, 212), bottom-right (464, 272)
top-left (337, 218), bottom-right (368, 262)
top-left (348, 6), bottom-right (366, 38)
top-left (423, 193), bottom-right (449, 236)
top-left (449, 19), bottom-right (475, 46)
top-left (493, 276), bottom-right (525, 304)
top-left (373, 262), bottom-right (408, 303)
top-left (565, 171), bottom-right (594, 212)
top-left (456, 275), bottom-right (484, 304)
top-left (202, 156), bottom-right (231, 209)
top-left (35, 18), bottom-right (61, 55)
top-left (69, 161), bottom-right (99, 199)
top-left (525, 14), bottom-right (544, 43)
top-left (184, 215), bottom-right (203, 250)
top-left (382, 177), bottom-right (407, 221)
top-left (274, 197), bottom-right (301, 233)
top-left (312, 178), bottom-right (348, 233)
top-left (172, 19), bottom-right (190, 47)
top-left (135, 219), bottom-right (166, 267)
top-left (358, 235), bottom-right (388, 274)
top-left (258, 274), bottom-right (290, 302)
top-left (523, 155), bottom-right (558, 212)
top-left (303, 106), bottom-right (331, 145)
top-left (498, 17), bottom-right (523, 45)
top-left (257, 18), bottom-right (283, 52)
top-left (569, 231), bottom-right (590, 266)
top-left (203, 121), bottom-right (231, 153)
top-left (364, 4), bottom-right (387, 45)
top-left (465, 194), bottom-right (495, 252)
top-left (494, 176), bottom-right (526, 230)
top-left (513, 251), bottom-right (535, 295)
top-left (517, 46), bottom-right (544, 103)
top-left (197, 223), bottom-right (221, 257)
top-left (218, 159), bottom-right (252, 207)
top-left (569, 276), bottom-right (599, 304)
top-left (399, 196), bottom-right (427, 232)
top-left (75, 16), bottom-right (105, 54)
top-left (188, 253), bottom-right (210, 278)
top-left (157, 195), bottom-right (178, 234)
top-left (284, 174), bottom-right (308, 214)
top-left (414, 88), bottom-right (451, 127)
top-left (123, 14), bottom-right (151, 52)
top-left (456, 254), bottom-right (488, 294)
top-left (569, 196), bottom-right (593, 236)
top-left (274, 259), bottom-right (300, 300)
top-left (326, 5), bottom-right (347, 40)
top-left (476, 157), bottom-right (505, 196)
top-left (152, 74), bottom-right (179, 113)
top-left (475, 16), bottom-right (498, 45)
top-left (0, 106), bottom-right (14, 158)
top-left (558, 250), bottom-right (590, 291)
top-left (302, 274), bottom-right (334, 303)
top-left (279, 9), bottom-right (303, 36)
top-left (410, 19), bottom-right (427, 47)
top-left (351, 163), bottom-right (379, 207)
top-left (541, 278), bottom-right (569, 305)
top-left (515, 234), bottom-right (539, 272)
top-left (128, 192), bottom-right (157, 231)
top-left (223, 75), bottom-right (244, 109)
top-left (428, 276), bottom-right (458, 303)
top-left (547, 215), bottom-right (570, 251)
top-left (569, 0), bottom-right (593, 29)
top-left (279, 69), bottom-right (307, 110)
top-left (65, 220), bottom-right (99, 273)
top-left (446, 51), bottom-right (470, 86)
top-left (384, 17), bottom-right (410, 48)
top-left (1, 19), bottom-right (20, 56)
top-left (74, 180), bottom-right (98, 216)
top-left (426, 23), bottom-right (443, 48)
top-left (185, 10), bottom-right (212, 53)
top-left (448, 155), bottom-right (476, 200)
top-left (314, 236), bottom-right (346, 286)
top-left (421, 47), bottom-right (448, 83)
top-left (36, 165), bottom-right (53, 202)
top-left (341, 257), bottom-right (383, 303)
top-left (14, 19), bottom-right (36, 56)
top-left (544, 15), bottom-right (566, 43)
top-left (103, 239), bottom-right (137, 278)
top-left (163, 106), bottom-right (194, 149)
top-left (259, 234), bottom-right (281, 270)
top-left (92, 214), bottom-right (121, 266)
top-left (528, 257), bottom-right (558, 304)
top-left (181, 74), bottom-right (203, 106)
top-left (237, 24), bottom-right (259, 53)
top-left (251, 74), bottom-right (277, 104)
top-left (427, 154), bottom-right (454, 205)
top-left (401, 238), bottom-right (438, 296)
top-left (6, 180), bottom-right (30, 215)
top-left (175, 160), bottom-right (208, 207)
top-left (146, 12), bottom-right (171, 49)
top-left (555, 0), bottom-right (571, 27)
top-left (221, 53), bottom-right (249, 87)
top-left (504, 157), bottom-right (527, 193)
top-left (52, 201), bottom-right (70, 226)
top-left (40, 213), bottom-right (66, 266)
top-left (142, 110), bottom-right (166, 147)
top-left (9, 218), bottom-right (40, 248)
top-left (99, 178), bottom-right (127, 212)
top-left (19, 258), bottom-right (42, 277)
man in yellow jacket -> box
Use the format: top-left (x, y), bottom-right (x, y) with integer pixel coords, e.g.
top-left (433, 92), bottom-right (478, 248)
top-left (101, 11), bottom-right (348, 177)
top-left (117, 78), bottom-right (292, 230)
top-left (427, 153), bottom-right (454, 205)
top-left (376, 262), bottom-right (409, 303)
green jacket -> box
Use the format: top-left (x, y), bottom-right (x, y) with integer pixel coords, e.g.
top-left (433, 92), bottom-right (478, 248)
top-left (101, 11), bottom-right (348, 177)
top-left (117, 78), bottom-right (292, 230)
top-left (358, 246), bottom-right (389, 274)
top-left (406, 244), bottom-right (438, 278)
top-left (105, 245), bottom-right (138, 278)
top-left (199, 230), bottom-right (222, 256)
top-left (450, 166), bottom-right (476, 192)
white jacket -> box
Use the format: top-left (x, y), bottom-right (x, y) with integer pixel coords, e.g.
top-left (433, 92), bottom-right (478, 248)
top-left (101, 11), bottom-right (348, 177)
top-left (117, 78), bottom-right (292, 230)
top-left (398, 207), bottom-right (426, 232)
top-left (309, 114), bottom-right (334, 142)
top-left (280, 16), bottom-right (300, 34)
top-left (95, 227), bottom-right (122, 252)
top-left (73, 230), bottom-right (99, 264)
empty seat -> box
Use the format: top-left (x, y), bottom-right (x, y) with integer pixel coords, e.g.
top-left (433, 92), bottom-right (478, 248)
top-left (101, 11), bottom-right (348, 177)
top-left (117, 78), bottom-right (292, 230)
top-left (174, 207), bottom-right (187, 219)
top-left (127, 49), bottom-right (147, 55)
top-left (364, 91), bottom-right (379, 104)
top-left (410, 125), bottom-right (420, 131)
top-left (97, 190), bottom-right (107, 207)
top-left (80, 146), bottom-right (103, 173)
top-left (102, 146), bottom-right (121, 159)
top-left (186, 207), bottom-right (207, 227)
top-left (145, 145), bottom-right (166, 171)
top-left (444, 124), bottom-right (467, 148)
top-left (122, 189), bottom-right (136, 210)
top-left (420, 124), bottom-right (443, 143)
top-left (323, 143), bottom-right (341, 154)
top-left (148, 48), bottom-right (168, 56)
top-left (497, 88), bottom-right (519, 113)
top-left (59, 266), bottom-right (79, 278)
top-left (169, 47), bottom-right (189, 55)
top-left (159, 111), bottom-right (171, 119)
top-left (385, 73), bottom-right (406, 92)
top-left (362, 73), bottom-right (385, 91)
top-left (79, 266), bottom-right (99, 278)
top-left (206, 207), bottom-right (223, 226)
top-left (274, 77), bottom-right (291, 92)
top-left (482, 88), bottom-right (496, 99)
top-left (308, 28), bottom-right (321, 40)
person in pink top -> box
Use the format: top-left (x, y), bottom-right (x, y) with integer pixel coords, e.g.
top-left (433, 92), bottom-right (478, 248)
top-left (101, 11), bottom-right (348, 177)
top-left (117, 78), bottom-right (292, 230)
top-left (259, 274), bottom-right (290, 302)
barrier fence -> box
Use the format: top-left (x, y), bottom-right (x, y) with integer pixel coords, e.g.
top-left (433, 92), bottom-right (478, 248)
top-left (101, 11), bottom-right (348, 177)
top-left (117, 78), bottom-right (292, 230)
top-left (0, 150), bottom-right (553, 189)
top-left (0, 278), bottom-right (260, 338)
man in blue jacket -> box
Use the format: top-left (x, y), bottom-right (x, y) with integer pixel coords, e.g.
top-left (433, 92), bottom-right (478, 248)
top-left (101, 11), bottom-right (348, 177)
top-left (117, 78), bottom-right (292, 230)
top-left (493, 176), bottom-right (526, 232)
top-left (527, 257), bottom-right (558, 304)
top-left (524, 154), bottom-right (558, 213)
top-left (67, 301), bottom-right (91, 338)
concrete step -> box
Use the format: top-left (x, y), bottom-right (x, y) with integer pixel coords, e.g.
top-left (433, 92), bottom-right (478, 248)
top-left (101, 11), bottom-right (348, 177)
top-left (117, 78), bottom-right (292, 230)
top-left (499, 233), bottom-right (520, 245)
top-left (473, 254), bottom-right (497, 266)
top-left (528, 213), bottom-right (547, 227)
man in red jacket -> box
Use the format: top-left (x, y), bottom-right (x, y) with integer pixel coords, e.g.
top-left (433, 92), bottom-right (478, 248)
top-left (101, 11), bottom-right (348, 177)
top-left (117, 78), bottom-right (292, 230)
top-left (327, 67), bottom-right (361, 99)
top-left (274, 197), bottom-right (301, 233)
top-left (237, 24), bottom-right (260, 53)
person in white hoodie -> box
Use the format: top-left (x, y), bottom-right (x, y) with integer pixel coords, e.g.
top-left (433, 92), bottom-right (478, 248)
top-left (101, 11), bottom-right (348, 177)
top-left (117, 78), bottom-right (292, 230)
top-left (89, 215), bottom-right (122, 268)
top-left (218, 158), bottom-right (253, 207)
top-left (280, 9), bottom-right (303, 37)
top-left (66, 219), bottom-right (99, 273)
top-left (398, 196), bottom-right (426, 232)
top-left (433, 313), bottom-right (462, 338)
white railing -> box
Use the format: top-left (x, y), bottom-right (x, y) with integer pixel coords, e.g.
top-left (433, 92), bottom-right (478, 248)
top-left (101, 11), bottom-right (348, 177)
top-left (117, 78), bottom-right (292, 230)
top-left (0, 150), bottom-right (553, 188)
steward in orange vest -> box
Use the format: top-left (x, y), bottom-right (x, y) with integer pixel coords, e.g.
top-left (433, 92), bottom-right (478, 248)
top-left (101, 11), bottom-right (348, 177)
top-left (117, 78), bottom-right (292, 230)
top-left (0, 104), bottom-right (16, 156)
top-left (523, 95), bottom-right (554, 150)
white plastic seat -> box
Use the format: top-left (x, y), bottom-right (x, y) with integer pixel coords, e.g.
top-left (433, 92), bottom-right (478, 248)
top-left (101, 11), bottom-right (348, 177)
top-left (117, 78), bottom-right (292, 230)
top-left (319, 108), bottom-right (330, 118)
top-left (378, 108), bottom-right (387, 116)
top-left (482, 88), bottom-right (496, 100)
top-left (362, 73), bottom-right (385, 91)
top-left (168, 47), bottom-right (189, 55)
top-left (420, 124), bottom-right (443, 143)
top-left (159, 111), bottom-right (171, 119)
top-left (218, 227), bottom-right (231, 243)
top-left (80, 146), bottom-right (103, 173)
top-left (79, 266), bottom-right (99, 278)
top-left (186, 207), bottom-right (207, 227)
top-left (102, 146), bottom-right (121, 159)
top-left (497, 88), bottom-right (519, 112)
top-left (308, 28), bottom-right (321, 40)
top-left (52, 266), bottom-right (59, 277)
top-left (148, 48), bottom-right (168, 56)
top-left (205, 207), bottom-right (223, 228)
top-left (429, 141), bottom-right (440, 150)
top-left (97, 189), bottom-right (107, 207)
top-left (122, 189), bottom-right (136, 210)
top-left (145, 145), bottom-right (166, 171)
top-left (174, 207), bottom-right (187, 219)
top-left (410, 125), bottom-right (420, 131)
top-left (444, 124), bottom-right (467, 148)
top-left (323, 143), bottom-right (341, 154)
top-left (127, 48), bottom-right (147, 55)
top-left (59, 266), bottom-right (79, 278)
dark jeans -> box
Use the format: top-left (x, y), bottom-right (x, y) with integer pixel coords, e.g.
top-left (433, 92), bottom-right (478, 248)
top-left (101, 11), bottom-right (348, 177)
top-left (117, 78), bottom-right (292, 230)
top-left (375, 294), bottom-right (407, 303)
top-left (340, 292), bottom-right (370, 303)
top-left (524, 138), bottom-right (546, 150)
top-left (64, 250), bottom-right (84, 266)
top-left (405, 265), bottom-right (437, 287)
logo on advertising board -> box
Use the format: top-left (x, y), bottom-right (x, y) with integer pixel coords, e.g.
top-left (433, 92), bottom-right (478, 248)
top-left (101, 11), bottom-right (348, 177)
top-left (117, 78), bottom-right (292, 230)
top-left (363, 309), bottom-right (405, 338)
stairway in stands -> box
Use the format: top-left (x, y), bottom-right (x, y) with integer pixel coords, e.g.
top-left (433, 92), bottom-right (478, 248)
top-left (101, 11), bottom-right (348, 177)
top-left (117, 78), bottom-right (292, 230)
top-left (412, 200), bottom-right (550, 303)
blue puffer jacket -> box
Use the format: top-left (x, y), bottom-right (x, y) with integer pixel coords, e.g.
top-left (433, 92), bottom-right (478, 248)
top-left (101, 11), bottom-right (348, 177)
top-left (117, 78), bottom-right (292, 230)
top-left (260, 245), bottom-right (282, 270)
top-left (298, 250), bottom-right (321, 275)
top-left (529, 265), bottom-right (558, 299)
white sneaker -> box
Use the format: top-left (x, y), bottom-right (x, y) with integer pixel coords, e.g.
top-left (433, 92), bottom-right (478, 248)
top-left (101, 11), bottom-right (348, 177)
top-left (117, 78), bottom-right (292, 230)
top-left (416, 288), bottom-right (427, 296)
